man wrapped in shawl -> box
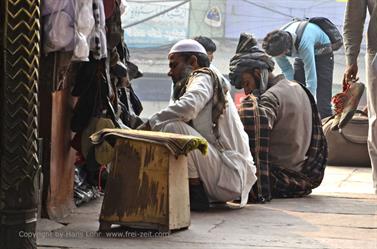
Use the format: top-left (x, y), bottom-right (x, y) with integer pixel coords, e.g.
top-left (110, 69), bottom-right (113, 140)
top-left (229, 33), bottom-right (327, 202)
top-left (139, 39), bottom-right (256, 211)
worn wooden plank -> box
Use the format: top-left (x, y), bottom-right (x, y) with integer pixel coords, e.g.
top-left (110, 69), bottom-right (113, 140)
top-left (39, 52), bottom-right (76, 220)
top-left (168, 154), bottom-right (190, 230)
top-left (100, 139), bottom-right (169, 228)
top-left (100, 138), bottom-right (191, 232)
top-left (47, 88), bottom-right (76, 219)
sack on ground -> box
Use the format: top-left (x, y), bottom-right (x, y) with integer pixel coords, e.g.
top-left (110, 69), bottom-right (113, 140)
top-left (323, 111), bottom-right (370, 166)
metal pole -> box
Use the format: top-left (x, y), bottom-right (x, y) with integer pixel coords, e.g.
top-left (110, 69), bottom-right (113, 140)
top-left (0, 0), bottom-right (41, 248)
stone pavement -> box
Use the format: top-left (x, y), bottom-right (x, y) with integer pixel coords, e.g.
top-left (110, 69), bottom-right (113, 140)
top-left (37, 166), bottom-right (376, 249)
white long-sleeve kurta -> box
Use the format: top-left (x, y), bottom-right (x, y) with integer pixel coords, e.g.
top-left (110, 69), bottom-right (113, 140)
top-left (149, 73), bottom-right (256, 206)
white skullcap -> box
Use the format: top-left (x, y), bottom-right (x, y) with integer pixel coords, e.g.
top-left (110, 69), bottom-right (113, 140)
top-left (169, 39), bottom-right (207, 55)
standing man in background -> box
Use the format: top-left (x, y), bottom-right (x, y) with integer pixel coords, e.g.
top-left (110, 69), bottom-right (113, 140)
top-left (262, 21), bottom-right (334, 118)
top-left (193, 36), bottom-right (231, 88)
top-left (343, 0), bottom-right (377, 193)
top-left (193, 36), bottom-right (217, 63)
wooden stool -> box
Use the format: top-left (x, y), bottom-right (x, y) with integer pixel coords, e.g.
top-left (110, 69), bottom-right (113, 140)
top-left (98, 137), bottom-right (190, 232)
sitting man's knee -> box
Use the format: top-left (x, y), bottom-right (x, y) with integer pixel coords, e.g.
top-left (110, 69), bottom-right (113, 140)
top-left (161, 121), bottom-right (192, 134)
top-left (161, 122), bottom-right (178, 133)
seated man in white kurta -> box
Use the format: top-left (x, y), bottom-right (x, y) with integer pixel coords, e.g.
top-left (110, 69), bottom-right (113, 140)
top-left (139, 39), bottom-right (256, 211)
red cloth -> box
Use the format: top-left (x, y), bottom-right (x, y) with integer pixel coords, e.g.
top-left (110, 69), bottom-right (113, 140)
top-left (103, 0), bottom-right (115, 19)
top-left (71, 132), bottom-right (82, 152)
top-left (332, 81), bottom-right (351, 114)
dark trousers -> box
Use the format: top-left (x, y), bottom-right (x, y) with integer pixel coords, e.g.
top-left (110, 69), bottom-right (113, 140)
top-left (293, 53), bottom-right (334, 118)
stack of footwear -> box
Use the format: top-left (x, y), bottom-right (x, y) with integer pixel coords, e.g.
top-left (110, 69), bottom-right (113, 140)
top-left (331, 80), bottom-right (365, 131)
top-left (74, 167), bottom-right (101, 206)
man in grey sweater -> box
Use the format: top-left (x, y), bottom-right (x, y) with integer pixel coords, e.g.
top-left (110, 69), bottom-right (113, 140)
top-left (343, 0), bottom-right (377, 193)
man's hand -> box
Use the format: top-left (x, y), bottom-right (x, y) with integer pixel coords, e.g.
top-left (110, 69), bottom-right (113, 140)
top-left (343, 64), bottom-right (358, 89)
top-left (362, 105), bottom-right (368, 115)
top-left (136, 120), bottom-right (151, 131)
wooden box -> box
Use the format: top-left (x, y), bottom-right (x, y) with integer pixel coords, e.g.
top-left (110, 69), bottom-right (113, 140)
top-left (99, 138), bottom-right (190, 232)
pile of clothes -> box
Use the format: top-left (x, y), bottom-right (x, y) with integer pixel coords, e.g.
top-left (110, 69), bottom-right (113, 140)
top-left (42, 0), bottom-right (143, 206)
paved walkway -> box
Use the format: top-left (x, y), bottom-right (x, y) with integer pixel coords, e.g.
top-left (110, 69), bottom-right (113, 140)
top-left (37, 166), bottom-right (376, 249)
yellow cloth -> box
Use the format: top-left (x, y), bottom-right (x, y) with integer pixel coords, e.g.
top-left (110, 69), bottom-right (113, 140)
top-left (81, 118), bottom-right (115, 159)
top-left (90, 128), bottom-right (208, 157)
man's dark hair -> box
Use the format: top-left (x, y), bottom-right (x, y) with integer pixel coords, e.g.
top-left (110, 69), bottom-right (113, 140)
top-left (193, 36), bottom-right (217, 53)
top-left (262, 30), bottom-right (292, 56)
top-left (241, 67), bottom-right (261, 89)
top-left (179, 52), bottom-right (210, 68)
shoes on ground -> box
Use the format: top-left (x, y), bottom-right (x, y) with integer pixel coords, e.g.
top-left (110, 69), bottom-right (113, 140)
top-left (331, 81), bottom-right (365, 131)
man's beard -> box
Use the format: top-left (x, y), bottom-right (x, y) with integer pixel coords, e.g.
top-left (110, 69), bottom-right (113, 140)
top-left (173, 66), bottom-right (192, 84)
top-left (172, 66), bottom-right (193, 100)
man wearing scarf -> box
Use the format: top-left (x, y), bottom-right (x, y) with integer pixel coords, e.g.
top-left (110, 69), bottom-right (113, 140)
top-left (140, 39), bottom-right (256, 210)
top-left (229, 33), bottom-right (327, 202)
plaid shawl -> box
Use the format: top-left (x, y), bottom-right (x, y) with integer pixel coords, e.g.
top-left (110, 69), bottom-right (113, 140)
top-left (239, 83), bottom-right (327, 202)
top-left (238, 94), bottom-right (272, 203)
